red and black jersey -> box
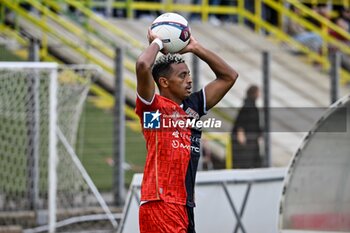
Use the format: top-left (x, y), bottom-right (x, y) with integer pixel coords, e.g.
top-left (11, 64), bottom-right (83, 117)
top-left (135, 90), bottom-right (206, 207)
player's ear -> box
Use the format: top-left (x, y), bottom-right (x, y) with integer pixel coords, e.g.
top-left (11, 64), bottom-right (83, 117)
top-left (158, 77), bottom-right (169, 88)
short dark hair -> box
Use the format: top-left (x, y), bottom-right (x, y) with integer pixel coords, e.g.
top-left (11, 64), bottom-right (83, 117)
top-left (152, 54), bottom-right (185, 87)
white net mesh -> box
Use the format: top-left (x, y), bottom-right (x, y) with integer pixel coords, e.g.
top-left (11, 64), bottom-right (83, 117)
top-left (0, 63), bottom-right (117, 232)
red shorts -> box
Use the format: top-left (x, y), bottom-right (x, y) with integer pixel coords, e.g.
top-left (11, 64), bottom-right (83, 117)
top-left (139, 201), bottom-right (188, 233)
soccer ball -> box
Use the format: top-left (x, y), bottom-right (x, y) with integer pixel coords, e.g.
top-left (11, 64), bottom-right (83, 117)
top-left (151, 12), bottom-right (191, 53)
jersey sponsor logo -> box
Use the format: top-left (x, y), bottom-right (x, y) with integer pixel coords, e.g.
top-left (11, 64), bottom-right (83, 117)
top-left (172, 131), bottom-right (201, 142)
top-left (172, 140), bottom-right (180, 148)
top-left (172, 140), bottom-right (200, 152)
top-left (172, 131), bottom-right (180, 138)
top-left (143, 110), bottom-right (161, 129)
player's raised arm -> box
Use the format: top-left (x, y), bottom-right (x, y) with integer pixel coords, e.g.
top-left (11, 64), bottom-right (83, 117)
top-left (135, 29), bottom-right (164, 102)
top-left (180, 36), bottom-right (238, 110)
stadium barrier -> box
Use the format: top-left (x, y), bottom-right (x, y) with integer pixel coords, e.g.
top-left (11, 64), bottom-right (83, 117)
top-left (2, 0), bottom-right (350, 84)
top-left (118, 168), bottom-right (286, 233)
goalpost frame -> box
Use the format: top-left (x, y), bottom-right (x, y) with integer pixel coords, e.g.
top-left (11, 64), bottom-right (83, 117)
top-left (48, 65), bottom-right (58, 233)
top-left (0, 62), bottom-right (58, 233)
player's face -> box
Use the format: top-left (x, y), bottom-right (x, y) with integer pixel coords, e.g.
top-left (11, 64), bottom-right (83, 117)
top-left (168, 63), bottom-right (192, 100)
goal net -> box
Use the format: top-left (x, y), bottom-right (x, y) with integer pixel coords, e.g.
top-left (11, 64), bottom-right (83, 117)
top-left (0, 62), bottom-right (118, 233)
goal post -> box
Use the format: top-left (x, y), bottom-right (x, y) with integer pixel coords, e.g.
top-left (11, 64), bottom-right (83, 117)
top-left (0, 63), bottom-right (58, 230)
top-left (0, 62), bottom-right (118, 232)
top-left (48, 63), bottom-right (58, 233)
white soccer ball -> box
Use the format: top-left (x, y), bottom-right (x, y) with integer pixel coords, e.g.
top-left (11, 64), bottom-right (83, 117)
top-left (151, 12), bottom-right (191, 53)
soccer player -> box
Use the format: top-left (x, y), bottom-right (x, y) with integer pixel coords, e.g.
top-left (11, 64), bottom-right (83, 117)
top-left (135, 28), bottom-right (238, 233)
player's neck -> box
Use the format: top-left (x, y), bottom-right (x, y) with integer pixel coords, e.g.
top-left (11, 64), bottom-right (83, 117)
top-left (160, 91), bottom-right (182, 105)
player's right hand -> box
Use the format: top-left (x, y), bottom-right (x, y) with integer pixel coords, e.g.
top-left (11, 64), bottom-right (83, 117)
top-left (147, 28), bottom-right (158, 44)
top-left (147, 28), bottom-right (168, 54)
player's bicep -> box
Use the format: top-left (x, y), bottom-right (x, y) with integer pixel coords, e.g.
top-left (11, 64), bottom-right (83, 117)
top-left (204, 79), bottom-right (233, 110)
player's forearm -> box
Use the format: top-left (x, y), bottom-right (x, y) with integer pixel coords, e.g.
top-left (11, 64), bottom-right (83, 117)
top-left (192, 43), bottom-right (238, 83)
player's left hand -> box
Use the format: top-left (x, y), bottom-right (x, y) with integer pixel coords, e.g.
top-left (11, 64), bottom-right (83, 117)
top-left (178, 35), bottom-right (199, 54)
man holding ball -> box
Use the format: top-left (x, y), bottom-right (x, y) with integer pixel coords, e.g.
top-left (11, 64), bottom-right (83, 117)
top-left (135, 26), bottom-right (238, 232)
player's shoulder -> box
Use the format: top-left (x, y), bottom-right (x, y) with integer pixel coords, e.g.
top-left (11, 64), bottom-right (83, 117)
top-left (136, 93), bottom-right (178, 110)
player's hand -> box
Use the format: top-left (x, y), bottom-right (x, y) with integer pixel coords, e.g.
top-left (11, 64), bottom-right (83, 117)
top-left (178, 35), bottom-right (199, 54)
top-left (147, 28), bottom-right (158, 44)
top-left (147, 28), bottom-right (169, 54)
